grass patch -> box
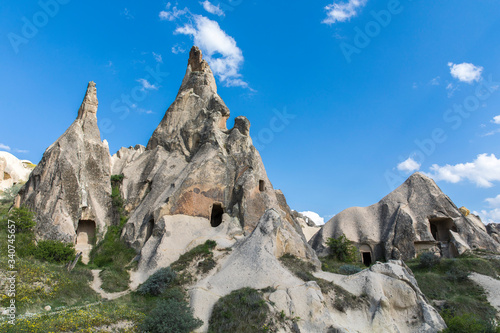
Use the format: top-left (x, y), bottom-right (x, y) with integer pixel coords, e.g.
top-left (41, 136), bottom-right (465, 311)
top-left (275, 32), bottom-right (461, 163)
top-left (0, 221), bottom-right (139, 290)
top-left (208, 287), bottom-right (272, 333)
top-left (170, 240), bottom-right (217, 286)
top-left (320, 256), bottom-right (366, 275)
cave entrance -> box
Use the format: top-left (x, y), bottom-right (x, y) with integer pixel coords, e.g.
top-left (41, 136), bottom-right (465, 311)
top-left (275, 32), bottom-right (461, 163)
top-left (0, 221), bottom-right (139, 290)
top-left (259, 180), bottom-right (265, 192)
top-left (362, 252), bottom-right (372, 266)
top-left (76, 220), bottom-right (96, 245)
top-left (429, 217), bottom-right (455, 242)
top-left (145, 218), bottom-right (154, 243)
top-left (210, 203), bottom-right (224, 227)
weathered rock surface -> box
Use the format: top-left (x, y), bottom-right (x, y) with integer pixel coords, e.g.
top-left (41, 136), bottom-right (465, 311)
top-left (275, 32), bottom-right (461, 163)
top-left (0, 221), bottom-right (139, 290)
top-left (292, 210), bottom-right (321, 241)
top-left (0, 151), bottom-right (34, 193)
top-left (16, 82), bottom-right (112, 243)
top-left (189, 209), bottom-right (446, 332)
top-left (117, 46), bottom-right (318, 268)
top-left (487, 223), bottom-right (500, 244)
top-left (310, 172), bottom-right (500, 261)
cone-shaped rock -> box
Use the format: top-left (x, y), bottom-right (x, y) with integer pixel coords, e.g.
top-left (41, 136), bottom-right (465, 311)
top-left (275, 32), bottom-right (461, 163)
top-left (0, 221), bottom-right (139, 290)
top-left (310, 172), bottom-right (500, 261)
top-left (16, 82), bottom-right (112, 245)
top-left (113, 47), bottom-right (318, 280)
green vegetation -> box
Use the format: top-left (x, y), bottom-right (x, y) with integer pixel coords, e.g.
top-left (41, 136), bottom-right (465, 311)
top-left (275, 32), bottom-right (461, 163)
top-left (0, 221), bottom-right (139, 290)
top-left (407, 253), bottom-right (500, 332)
top-left (0, 182), bottom-right (24, 203)
top-left (208, 288), bottom-right (271, 333)
top-left (33, 240), bottom-right (75, 264)
top-left (326, 234), bottom-right (358, 263)
top-left (139, 298), bottom-right (203, 333)
top-left (171, 240), bottom-right (217, 286)
top-left (338, 264), bottom-right (362, 275)
top-left (137, 267), bottom-right (177, 296)
top-left (7, 206), bottom-right (36, 232)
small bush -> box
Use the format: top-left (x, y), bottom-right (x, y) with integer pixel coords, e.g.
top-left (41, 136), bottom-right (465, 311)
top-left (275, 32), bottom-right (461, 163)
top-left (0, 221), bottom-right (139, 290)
top-left (446, 265), bottom-right (470, 282)
top-left (208, 288), bottom-right (270, 333)
top-left (110, 174), bottom-right (124, 183)
top-left (441, 310), bottom-right (497, 333)
top-left (419, 252), bottom-right (441, 269)
top-left (326, 234), bottom-right (358, 263)
top-left (139, 298), bottom-right (203, 333)
top-left (138, 267), bottom-right (176, 296)
top-left (338, 264), bottom-right (362, 275)
top-left (1, 183), bottom-right (24, 203)
top-left (34, 240), bottom-right (76, 263)
top-left (8, 206), bottom-right (36, 232)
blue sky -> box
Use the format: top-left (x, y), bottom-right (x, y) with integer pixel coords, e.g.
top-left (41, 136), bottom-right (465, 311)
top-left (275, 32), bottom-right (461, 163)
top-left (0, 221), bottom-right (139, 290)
top-left (1, 0), bottom-right (500, 224)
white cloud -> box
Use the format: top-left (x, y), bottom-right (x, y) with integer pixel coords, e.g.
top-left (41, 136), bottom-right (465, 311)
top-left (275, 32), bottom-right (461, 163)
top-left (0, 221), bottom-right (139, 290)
top-left (172, 44), bottom-right (186, 54)
top-left (430, 76), bottom-right (440, 85)
top-left (137, 78), bottom-right (158, 91)
top-left (159, 4), bottom-right (188, 21)
top-left (152, 52), bottom-right (163, 63)
top-left (138, 108), bottom-right (154, 115)
top-left (476, 209), bottom-right (500, 224)
top-left (13, 149), bottom-right (28, 153)
top-left (448, 62), bottom-right (483, 83)
top-left (492, 115), bottom-right (500, 125)
top-left (0, 143), bottom-right (11, 151)
top-left (200, 1), bottom-right (225, 16)
top-left (427, 153), bottom-right (500, 187)
top-left (121, 8), bottom-right (134, 19)
top-left (175, 15), bottom-right (248, 88)
top-left (300, 211), bottom-right (325, 225)
top-left (486, 194), bottom-right (500, 208)
top-left (397, 157), bottom-right (421, 173)
top-left (322, 0), bottom-right (367, 24)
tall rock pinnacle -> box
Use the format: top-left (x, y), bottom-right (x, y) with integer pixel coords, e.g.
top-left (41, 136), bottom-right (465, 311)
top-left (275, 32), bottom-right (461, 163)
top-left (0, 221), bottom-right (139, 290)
top-left (77, 81), bottom-right (98, 120)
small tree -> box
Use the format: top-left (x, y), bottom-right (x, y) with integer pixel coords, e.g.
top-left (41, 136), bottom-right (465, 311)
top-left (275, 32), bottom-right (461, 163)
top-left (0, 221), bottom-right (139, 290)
top-left (137, 267), bottom-right (177, 296)
top-left (8, 206), bottom-right (36, 232)
top-left (326, 234), bottom-right (358, 263)
top-left (34, 240), bottom-right (76, 263)
top-left (139, 298), bottom-right (203, 333)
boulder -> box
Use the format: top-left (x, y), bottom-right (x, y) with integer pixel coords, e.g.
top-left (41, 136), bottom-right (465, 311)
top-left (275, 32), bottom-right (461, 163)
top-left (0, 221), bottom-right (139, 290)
top-left (310, 172), bottom-right (500, 261)
top-left (16, 82), bottom-right (112, 243)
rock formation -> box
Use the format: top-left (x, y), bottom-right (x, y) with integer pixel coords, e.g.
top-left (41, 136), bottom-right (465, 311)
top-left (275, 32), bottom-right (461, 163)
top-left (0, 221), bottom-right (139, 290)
top-left (190, 209), bottom-right (446, 332)
top-left (115, 46), bottom-right (318, 281)
top-left (0, 151), bottom-right (34, 194)
top-left (16, 82), bottom-right (112, 252)
top-left (310, 172), bottom-right (500, 262)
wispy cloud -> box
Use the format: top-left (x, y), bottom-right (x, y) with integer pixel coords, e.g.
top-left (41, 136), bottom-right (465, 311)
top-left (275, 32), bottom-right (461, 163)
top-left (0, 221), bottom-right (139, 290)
top-left (175, 15), bottom-right (249, 88)
top-left (322, 0), bottom-right (367, 24)
top-left (429, 76), bottom-right (440, 86)
top-left (137, 78), bottom-right (158, 91)
top-left (121, 8), bottom-right (134, 20)
top-left (152, 52), bottom-right (163, 63)
top-left (200, 1), bottom-right (225, 16)
top-left (0, 143), bottom-right (11, 151)
top-left (13, 149), bottom-right (28, 153)
top-left (172, 44), bottom-right (186, 54)
top-left (426, 153), bottom-right (500, 187)
top-left (397, 157), bottom-right (421, 173)
top-left (448, 62), bottom-right (483, 83)
top-left (159, 3), bottom-right (189, 21)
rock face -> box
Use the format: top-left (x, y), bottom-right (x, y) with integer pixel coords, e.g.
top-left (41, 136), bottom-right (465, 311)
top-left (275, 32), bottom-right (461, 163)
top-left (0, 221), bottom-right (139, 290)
top-left (190, 209), bottom-right (446, 333)
top-left (117, 46), bottom-right (319, 273)
top-left (16, 82), bottom-right (112, 244)
top-left (0, 151), bottom-right (34, 193)
top-left (310, 172), bottom-right (500, 262)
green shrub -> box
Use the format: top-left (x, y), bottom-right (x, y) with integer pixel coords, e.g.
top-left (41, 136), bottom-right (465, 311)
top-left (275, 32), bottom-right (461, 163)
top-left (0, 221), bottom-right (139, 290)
top-left (139, 298), bottom-right (203, 333)
top-left (0, 183), bottom-right (24, 203)
top-left (419, 252), bottom-right (441, 269)
top-left (339, 264), bottom-right (362, 275)
top-left (170, 240), bottom-right (217, 284)
top-left (8, 206), bottom-right (36, 232)
top-left (441, 310), bottom-right (498, 333)
top-left (326, 234), bottom-right (358, 263)
top-left (110, 174), bottom-right (124, 182)
top-left (208, 288), bottom-right (270, 333)
top-left (446, 265), bottom-right (470, 282)
top-left (34, 240), bottom-right (75, 263)
top-left (138, 267), bottom-right (176, 296)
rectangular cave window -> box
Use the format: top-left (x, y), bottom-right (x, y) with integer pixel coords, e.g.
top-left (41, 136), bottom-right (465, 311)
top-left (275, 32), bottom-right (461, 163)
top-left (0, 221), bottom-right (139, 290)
top-left (362, 252), bottom-right (372, 267)
top-left (210, 203), bottom-right (224, 227)
top-left (259, 180), bottom-right (265, 192)
top-left (76, 220), bottom-right (96, 245)
top-left (145, 218), bottom-right (154, 242)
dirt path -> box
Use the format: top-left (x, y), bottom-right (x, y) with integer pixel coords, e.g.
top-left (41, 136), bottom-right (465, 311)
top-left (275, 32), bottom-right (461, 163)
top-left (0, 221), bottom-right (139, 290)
top-left (470, 272), bottom-right (500, 313)
top-left (90, 269), bottom-right (130, 300)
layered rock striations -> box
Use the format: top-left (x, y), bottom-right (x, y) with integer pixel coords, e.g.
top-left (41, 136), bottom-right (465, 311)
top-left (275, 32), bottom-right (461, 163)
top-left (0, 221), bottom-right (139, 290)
top-left (16, 82), bottom-right (112, 243)
top-left (310, 172), bottom-right (500, 261)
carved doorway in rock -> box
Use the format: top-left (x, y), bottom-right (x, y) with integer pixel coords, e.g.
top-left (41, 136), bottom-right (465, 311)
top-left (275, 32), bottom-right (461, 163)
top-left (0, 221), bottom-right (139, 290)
top-left (359, 244), bottom-right (372, 266)
top-left (145, 218), bottom-right (154, 243)
top-left (210, 203), bottom-right (224, 227)
top-left (76, 220), bottom-right (96, 264)
top-left (428, 217), bottom-right (457, 258)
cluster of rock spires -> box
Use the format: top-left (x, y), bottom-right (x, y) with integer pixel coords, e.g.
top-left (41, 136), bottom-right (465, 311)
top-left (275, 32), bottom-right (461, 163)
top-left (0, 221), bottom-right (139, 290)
top-left (14, 46), bottom-right (500, 332)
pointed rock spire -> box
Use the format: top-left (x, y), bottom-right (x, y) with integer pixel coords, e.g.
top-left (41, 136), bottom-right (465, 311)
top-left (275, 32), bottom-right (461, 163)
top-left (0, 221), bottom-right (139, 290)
top-left (188, 46), bottom-right (208, 72)
top-left (77, 81), bottom-right (98, 119)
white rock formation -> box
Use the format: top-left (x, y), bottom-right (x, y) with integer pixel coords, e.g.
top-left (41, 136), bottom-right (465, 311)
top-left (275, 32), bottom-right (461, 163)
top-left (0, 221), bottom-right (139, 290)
top-left (0, 151), bottom-right (34, 193)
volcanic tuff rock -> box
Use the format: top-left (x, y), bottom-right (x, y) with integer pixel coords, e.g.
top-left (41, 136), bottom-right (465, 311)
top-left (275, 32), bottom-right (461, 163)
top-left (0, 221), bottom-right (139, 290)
top-left (190, 209), bottom-right (446, 333)
top-left (0, 151), bottom-right (34, 193)
top-left (117, 46), bottom-right (319, 269)
top-left (16, 82), bottom-right (112, 243)
top-left (310, 172), bottom-right (500, 261)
